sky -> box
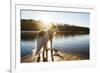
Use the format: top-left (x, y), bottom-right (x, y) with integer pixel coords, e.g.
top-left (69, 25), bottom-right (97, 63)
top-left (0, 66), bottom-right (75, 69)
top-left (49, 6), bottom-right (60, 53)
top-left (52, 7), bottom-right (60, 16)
top-left (21, 10), bottom-right (90, 27)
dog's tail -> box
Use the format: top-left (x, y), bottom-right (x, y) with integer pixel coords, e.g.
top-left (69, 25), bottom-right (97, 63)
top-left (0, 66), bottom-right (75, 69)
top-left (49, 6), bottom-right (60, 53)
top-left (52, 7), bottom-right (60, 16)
top-left (32, 48), bottom-right (41, 56)
top-left (32, 43), bottom-right (41, 56)
top-left (32, 37), bottom-right (43, 56)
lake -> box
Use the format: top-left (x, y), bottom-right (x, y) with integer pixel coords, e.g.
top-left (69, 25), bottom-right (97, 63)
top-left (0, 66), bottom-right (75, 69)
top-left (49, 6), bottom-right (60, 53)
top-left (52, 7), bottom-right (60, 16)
top-left (21, 31), bottom-right (89, 58)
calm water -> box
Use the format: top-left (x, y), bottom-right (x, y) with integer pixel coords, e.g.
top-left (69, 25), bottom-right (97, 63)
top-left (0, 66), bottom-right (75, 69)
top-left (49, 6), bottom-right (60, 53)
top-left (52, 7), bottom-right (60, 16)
top-left (21, 32), bottom-right (89, 57)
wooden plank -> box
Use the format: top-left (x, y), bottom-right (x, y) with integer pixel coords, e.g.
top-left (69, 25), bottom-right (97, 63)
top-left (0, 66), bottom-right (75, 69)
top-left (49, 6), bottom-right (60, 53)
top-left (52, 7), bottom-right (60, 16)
top-left (21, 50), bottom-right (89, 63)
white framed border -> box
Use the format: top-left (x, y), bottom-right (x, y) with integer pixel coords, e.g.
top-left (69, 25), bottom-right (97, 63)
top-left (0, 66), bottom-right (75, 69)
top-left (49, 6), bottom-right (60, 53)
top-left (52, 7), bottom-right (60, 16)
top-left (11, 1), bottom-right (96, 73)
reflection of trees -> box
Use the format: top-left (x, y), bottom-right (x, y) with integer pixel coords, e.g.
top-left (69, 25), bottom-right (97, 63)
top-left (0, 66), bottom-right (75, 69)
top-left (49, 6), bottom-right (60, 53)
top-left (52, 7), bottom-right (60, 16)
top-left (21, 31), bottom-right (89, 41)
top-left (21, 31), bottom-right (38, 40)
top-left (55, 31), bottom-right (89, 38)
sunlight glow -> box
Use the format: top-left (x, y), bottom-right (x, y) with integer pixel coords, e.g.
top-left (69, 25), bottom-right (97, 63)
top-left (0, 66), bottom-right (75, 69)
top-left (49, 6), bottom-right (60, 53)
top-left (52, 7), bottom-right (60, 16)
top-left (38, 14), bottom-right (54, 27)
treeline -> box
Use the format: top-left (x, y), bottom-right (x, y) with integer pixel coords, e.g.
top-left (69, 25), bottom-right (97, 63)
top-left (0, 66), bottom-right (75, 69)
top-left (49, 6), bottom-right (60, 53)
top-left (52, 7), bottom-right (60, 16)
top-left (21, 19), bottom-right (89, 33)
top-left (57, 24), bottom-right (89, 33)
top-left (21, 19), bottom-right (46, 31)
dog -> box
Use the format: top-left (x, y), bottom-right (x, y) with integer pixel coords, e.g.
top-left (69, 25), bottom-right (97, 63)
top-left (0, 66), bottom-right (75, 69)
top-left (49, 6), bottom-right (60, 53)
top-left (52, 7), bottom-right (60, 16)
top-left (32, 23), bottom-right (57, 62)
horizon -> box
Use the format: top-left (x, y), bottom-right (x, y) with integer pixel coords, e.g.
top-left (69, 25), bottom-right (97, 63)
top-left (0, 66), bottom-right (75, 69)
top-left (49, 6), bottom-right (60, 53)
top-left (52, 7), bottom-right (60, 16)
top-left (21, 10), bottom-right (90, 27)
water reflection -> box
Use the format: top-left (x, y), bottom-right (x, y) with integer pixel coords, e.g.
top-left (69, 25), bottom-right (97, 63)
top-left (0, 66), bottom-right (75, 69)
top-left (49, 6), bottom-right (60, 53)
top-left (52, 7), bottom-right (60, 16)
top-left (21, 31), bottom-right (89, 58)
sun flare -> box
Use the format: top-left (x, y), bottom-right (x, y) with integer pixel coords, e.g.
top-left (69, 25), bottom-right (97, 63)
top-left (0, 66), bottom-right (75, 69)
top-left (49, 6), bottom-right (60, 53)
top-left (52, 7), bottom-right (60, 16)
top-left (38, 14), bottom-right (54, 27)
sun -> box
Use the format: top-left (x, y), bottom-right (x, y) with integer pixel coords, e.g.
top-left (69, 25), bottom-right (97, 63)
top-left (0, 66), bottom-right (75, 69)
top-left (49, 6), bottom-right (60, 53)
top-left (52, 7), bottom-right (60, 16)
top-left (38, 14), bottom-right (54, 27)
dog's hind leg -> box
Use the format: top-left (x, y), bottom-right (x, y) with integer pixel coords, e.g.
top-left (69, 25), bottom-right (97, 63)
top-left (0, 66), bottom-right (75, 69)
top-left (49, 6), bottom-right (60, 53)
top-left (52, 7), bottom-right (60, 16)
top-left (42, 48), bottom-right (45, 62)
top-left (43, 47), bottom-right (48, 62)
top-left (37, 53), bottom-right (40, 62)
top-left (46, 48), bottom-right (48, 61)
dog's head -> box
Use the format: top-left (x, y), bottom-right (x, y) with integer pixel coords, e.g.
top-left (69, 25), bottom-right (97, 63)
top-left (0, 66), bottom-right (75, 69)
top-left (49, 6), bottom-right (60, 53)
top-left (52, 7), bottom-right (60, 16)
top-left (49, 22), bottom-right (58, 32)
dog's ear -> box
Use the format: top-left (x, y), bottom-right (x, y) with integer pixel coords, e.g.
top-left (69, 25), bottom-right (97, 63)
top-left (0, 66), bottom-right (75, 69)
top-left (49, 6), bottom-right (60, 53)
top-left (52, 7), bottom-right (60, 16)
top-left (51, 22), bottom-right (57, 29)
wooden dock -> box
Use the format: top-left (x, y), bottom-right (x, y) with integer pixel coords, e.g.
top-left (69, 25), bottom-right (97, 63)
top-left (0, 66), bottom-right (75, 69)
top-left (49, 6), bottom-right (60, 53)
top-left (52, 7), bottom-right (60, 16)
top-left (21, 49), bottom-right (89, 63)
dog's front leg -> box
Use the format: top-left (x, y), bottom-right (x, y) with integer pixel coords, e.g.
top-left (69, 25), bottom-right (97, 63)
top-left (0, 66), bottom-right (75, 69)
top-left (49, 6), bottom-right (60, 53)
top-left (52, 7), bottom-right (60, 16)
top-left (50, 39), bottom-right (54, 61)
top-left (46, 48), bottom-right (48, 61)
